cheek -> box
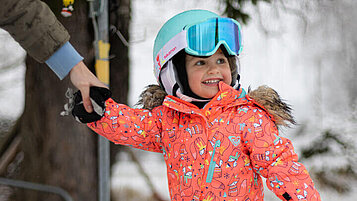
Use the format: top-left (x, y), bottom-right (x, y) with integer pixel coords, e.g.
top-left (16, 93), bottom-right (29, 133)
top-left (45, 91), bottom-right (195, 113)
top-left (226, 73), bottom-right (232, 84)
top-left (187, 70), bottom-right (201, 87)
top-left (223, 67), bottom-right (232, 84)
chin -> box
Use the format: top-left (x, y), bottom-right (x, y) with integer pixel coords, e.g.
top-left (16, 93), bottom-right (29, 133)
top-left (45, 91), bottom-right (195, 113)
top-left (201, 91), bottom-right (219, 99)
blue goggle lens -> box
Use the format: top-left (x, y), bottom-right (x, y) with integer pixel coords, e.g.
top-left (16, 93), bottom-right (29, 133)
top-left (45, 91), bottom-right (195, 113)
top-left (186, 18), bottom-right (242, 56)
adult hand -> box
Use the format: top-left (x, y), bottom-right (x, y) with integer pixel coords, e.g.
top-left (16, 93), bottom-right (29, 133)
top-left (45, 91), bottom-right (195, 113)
top-left (69, 61), bottom-right (108, 113)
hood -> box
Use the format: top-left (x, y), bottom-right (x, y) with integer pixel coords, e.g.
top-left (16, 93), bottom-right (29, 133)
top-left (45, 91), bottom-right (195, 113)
top-left (136, 85), bottom-right (167, 110)
top-left (247, 86), bottom-right (296, 127)
top-left (137, 84), bottom-right (296, 127)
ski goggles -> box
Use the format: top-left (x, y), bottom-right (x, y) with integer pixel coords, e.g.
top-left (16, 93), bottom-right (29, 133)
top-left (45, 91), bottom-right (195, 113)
top-left (185, 17), bottom-right (242, 56)
top-left (154, 17), bottom-right (243, 79)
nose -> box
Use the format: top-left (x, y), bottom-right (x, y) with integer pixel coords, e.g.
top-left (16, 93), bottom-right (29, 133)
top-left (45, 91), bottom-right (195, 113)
top-left (207, 63), bottom-right (220, 74)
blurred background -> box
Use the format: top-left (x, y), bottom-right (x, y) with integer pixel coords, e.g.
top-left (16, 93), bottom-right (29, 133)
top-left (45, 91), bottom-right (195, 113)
top-left (0, 0), bottom-right (356, 200)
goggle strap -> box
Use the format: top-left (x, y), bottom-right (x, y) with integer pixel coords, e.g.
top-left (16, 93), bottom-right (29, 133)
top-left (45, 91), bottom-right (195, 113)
top-left (154, 30), bottom-right (187, 78)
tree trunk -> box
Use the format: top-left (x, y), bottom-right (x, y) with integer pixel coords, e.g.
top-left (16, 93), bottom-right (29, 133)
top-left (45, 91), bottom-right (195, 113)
top-left (108, 0), bottom-right (130, 164)
top-left (7, 0), bottom-right (130, 200)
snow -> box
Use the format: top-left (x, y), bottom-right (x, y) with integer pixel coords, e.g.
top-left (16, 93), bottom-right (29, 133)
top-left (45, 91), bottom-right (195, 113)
top-left (0, 29), bottom-right (26, 119)
top-left (0, 0), bottom-right (356, 200)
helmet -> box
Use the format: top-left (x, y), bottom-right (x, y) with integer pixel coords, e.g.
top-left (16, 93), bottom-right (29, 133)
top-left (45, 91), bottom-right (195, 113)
top-left (153, 10), bottom-right (220, 61)
top-left (153, 9), bottom-right (242, 101)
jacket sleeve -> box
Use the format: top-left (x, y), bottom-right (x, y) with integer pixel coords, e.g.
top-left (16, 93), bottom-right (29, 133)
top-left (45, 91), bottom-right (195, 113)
top-left (242, 106), bottom-right (321, 201)
top-left (87, 98), bottom-right (164, 153)
top-left (0, 0), bottom-right (70, 62)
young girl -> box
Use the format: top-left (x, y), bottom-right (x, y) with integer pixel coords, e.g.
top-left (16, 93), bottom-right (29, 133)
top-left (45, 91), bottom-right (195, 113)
top-left (71, 9), bottom-right (321, 201)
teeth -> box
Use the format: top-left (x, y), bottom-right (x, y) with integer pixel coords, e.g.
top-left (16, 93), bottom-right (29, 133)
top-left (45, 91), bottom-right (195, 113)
top-left (203, 80), bottom-right (220, 84)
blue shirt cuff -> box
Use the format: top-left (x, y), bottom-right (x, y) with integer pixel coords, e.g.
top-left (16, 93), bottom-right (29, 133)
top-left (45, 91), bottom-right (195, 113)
top-left (45, 42), bottom-right (84, 80)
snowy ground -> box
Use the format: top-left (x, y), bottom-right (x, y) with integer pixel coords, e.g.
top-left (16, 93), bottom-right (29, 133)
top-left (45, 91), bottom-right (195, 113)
top-left (0, 0), bottom-right (356, 200)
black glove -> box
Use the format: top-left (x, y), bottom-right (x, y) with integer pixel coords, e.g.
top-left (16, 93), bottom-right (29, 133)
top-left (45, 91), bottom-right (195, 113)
top-left (61, 87), bottom-right (112, 123)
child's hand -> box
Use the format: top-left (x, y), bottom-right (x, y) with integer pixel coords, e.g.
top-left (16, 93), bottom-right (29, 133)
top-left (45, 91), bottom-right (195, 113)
top-left (61, 86), bottom-right (112, 123)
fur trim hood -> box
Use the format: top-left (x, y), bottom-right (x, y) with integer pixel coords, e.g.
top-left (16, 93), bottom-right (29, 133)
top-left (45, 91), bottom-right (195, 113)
top-left (137, 84), bottom-right (296, 127)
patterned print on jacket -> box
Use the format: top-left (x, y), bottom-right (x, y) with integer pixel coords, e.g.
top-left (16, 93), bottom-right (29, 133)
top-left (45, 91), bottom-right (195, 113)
top-left (88, 82), bottom-right (321, 201)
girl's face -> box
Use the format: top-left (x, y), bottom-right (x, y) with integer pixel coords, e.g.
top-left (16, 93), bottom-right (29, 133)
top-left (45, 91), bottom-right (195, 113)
top-left (186, 48), bottom-right (232, 99)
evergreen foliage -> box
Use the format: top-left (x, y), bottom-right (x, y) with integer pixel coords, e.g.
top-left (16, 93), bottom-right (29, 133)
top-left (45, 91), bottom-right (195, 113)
top-left (300, 130), bottom-right (357, 193)
top-left (221, 0), bottom-right (271, 24)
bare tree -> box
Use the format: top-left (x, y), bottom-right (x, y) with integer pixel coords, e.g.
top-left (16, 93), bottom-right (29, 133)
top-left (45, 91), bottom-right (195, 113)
top-left (1, 0), bottom-right (130, 200)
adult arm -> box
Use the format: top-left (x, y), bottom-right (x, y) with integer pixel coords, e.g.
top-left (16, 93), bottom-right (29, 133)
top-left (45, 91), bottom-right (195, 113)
top-left (0, 0), bottom-right (69, 63)
top-left (1, 0), bottom-right (108, 112)
top-left (45, 42), bottom-right (108, 112)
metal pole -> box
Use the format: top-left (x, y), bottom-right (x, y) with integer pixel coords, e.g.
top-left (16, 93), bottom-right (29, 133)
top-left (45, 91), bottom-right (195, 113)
top-left (95, 0), bottom-right (110, 201)
top-left (98, 134), bottom-right (110, 201)
top-left (88, 0), bottom-right (111, 200)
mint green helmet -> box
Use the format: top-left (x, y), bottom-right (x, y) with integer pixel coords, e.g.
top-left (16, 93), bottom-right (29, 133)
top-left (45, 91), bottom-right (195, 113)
top-left (153, 10), bottom-right (219, 62)
top-left (153, 10), bottom-right (242, 100)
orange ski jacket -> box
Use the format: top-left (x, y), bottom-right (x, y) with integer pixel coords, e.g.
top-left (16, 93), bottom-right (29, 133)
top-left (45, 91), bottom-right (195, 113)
top-left (88, 82), bottom-right (321, 201)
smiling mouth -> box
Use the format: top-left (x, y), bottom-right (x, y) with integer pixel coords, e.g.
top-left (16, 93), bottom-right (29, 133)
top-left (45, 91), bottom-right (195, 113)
top-left (202, 79), bottom-right (221, 84)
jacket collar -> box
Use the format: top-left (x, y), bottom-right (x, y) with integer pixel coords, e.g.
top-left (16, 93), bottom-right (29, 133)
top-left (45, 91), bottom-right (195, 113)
top-left (162, 82), bottom-right (249, 116)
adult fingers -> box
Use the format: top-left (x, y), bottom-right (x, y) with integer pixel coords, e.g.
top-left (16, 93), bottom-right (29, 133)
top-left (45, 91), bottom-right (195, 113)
top-left (80, 85), bottom-right (93, 113)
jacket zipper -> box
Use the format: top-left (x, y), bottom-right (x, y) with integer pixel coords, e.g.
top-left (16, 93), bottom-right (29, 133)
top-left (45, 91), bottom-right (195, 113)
top-left (206, 140), bottom-right (221, 183)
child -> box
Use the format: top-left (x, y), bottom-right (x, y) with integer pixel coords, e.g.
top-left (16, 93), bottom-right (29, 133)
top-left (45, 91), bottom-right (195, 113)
top-left (71, 9), bottom-right (321, 201)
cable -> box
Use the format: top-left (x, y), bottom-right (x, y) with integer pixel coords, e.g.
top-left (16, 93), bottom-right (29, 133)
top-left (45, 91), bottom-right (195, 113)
top-left (0, 177), bottom-right (73, 201)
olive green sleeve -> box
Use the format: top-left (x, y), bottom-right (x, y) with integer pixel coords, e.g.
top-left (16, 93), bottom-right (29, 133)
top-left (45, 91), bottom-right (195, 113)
top-left (0, 0), bottom-right (70, 62)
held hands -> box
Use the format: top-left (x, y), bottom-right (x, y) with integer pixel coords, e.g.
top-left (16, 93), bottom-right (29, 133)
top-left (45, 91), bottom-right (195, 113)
top-left (61, 86), bottom-right (112, 123)
top-left (69, 61), bottom-right (108, 113)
